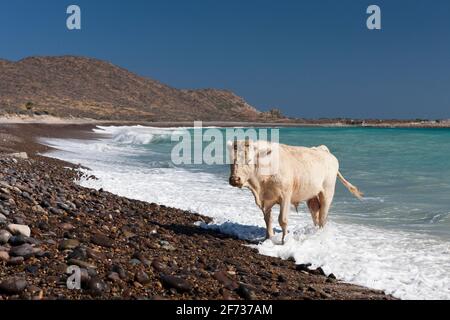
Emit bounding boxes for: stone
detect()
[67,259,97,270]
[0,277,28,295]
[7,224,31,237]
[135,271,151,285]
[58,239,80,251]
[213,271,238,290]
[8,152,28,159]
[8,235,28,246]
[160,274,193,293]
[0,251,9,261]
[7,256,24,265]
[237,284,257,300]
[295,263,312,272]
[151,259,166,272]
[9,243,35,259]
[91,233,113,248]
[0,229,12,244]
[87,278,107,297]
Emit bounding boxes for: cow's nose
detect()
[229,176,241,187]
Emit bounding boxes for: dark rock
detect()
[295,263,312,272]
[7,256,24,265]
[68,246,87,260]
[25,265,39,274]
[213,271,238,290]
[8,235,28,246]
[0,277,28,295]
[111,264,127,280]
[151,259,165,272]
[87,278,107,297]
[135,271,151,285]
[9,243,35,259]
[91,233,113,248]
[107,272,121,283]
[160,274,193,292]
[237,283,257,300]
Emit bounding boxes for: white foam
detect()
[41,126,450,300]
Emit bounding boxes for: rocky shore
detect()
[0,124,393,300]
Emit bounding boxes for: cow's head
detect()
[227,139,273,188]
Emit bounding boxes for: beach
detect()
[0,121,393,300]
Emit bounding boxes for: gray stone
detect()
[0,277,28,295]
[7,224,31,237]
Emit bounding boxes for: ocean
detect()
[42,125,450,300]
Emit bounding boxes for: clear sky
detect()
[1,0,449,119]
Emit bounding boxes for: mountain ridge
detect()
[0,55,282,121]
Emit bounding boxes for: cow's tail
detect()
[337,171,363,199]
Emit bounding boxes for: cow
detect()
[227,139,363,244]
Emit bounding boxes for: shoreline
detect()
[0,122,393,300]
[1,115,450,128]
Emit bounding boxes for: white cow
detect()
[228,140,362,244]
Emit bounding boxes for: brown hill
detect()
[0,56,281,121]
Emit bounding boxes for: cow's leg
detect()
[307,196,320,226]
[318,188,335,227]
[263,206,274,239]
[279,194,292,244]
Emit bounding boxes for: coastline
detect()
[0,121,393,300]
[1,114,450,128]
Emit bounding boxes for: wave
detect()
[94,125,188,145]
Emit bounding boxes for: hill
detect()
[0,56,281,121]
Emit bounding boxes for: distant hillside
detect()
[0,56,283,121]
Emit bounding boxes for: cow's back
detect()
[278,144,339,201]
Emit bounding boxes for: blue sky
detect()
[1,0,449,119]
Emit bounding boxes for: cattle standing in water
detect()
[228,140,363,244]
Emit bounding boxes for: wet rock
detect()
[0,229,12,244]
[160,274,193,293]
[7,224,31,237]
[0,277,28,295]
[309,267,326,277]
[295,263,312,272]
[0,213,6,222]
[237,283,257,300]
[91,233,113,248]
[58,239,80,251]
